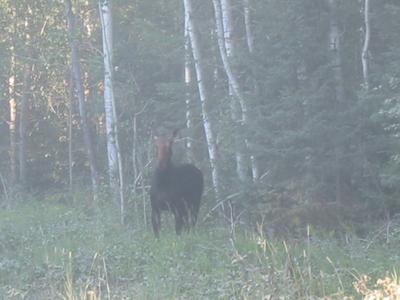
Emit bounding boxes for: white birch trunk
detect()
[184,9,193,156]
[99,0,125,223]
[243,0,259,181]
[220,0,234,57]
[68,71,73,194]
[217,0,250,182]
[99,0,118,188]
[9,74,17,186]
[212,0,247,121]
[183,0,222,202]
[361,0,370,90]
[9,1,17,186]
[243,0,254,54]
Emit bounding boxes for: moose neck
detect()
[157,158,173,170]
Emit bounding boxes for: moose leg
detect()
[185,201,198,229]
[191,202,199,227]
[174,211,184,235]
[151,209,161,238]
[178,201,192,233]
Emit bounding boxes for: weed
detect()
[0,195,399,299]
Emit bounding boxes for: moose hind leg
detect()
[186,198,199,228]
[174,211,184,235]
[151,210,161,238]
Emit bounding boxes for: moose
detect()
[150,130,203,237]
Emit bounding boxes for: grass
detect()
[0,195,399,299]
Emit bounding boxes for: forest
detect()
[1,0,400,299]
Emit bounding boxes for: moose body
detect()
[150,131,203,237]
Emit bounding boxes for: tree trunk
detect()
[132,101,138,197]
[99,0,125,224]
[65,0,99,200]
[212,0,248,122]
[19,63,30,187]
[184,8,194,160]
[328,0,346,203]
[19,7,33,187]
[222,0,247,182]
[243,0,259,181]
[9,79,17,187]
[183,0,222,203]
[361,0,370,90]
[220,0,234,57]
[243,0,254,54]
[68,71,73,195]
[8,1,17,187]
[216,0,248,183]
[99,0,118,189]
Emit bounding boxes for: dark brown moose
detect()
[150,130,203,238]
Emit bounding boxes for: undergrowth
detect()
[0,194,399,299]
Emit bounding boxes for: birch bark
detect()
[184,8,193,158]
[183,0,222,202]
[243,0,259,181]
[68,71,73,194]
[216,0,248,182]
[212,0,247,121]
[243,0,254,54]
[99,0,118,189]
[9,0,17,186]
[361,0,370,90]
[99,0,125,223]
[9,75,17,186]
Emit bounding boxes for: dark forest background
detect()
[1,0,400,232]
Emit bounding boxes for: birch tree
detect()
[68,71,73,195]
[220,0,247,182]
[184,8,193,159]
[8,73,17,186]
[361,0,370,90]
[212,0,246,119]
[243,0,254,54]
[99,0,125,223]
[242,0,259,181]
[8,0,17,186]
[183,0,222,202]
[65,0,99,199]
[212,0,259,183]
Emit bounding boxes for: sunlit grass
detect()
[0,196,399,299]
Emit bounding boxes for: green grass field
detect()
[0,195,399,299]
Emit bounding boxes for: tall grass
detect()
[0,194,399,299]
